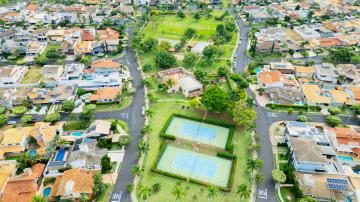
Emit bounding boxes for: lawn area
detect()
[277,153,288,161]
[143,11,231,41]
[63,121,90,131]
[279,163,288,171]
[21,66,42,84]
[88,97,133,112]
[140,11,237,73]
[138,101,251,202]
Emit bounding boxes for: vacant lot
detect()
[21,66,42,84]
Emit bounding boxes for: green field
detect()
[140,11,237,73]
[21,66,42,84]
[137,101,251,202]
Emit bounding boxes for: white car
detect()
[137,66,141,71]
[7,120,16,125]
[234,53,238,58]
[233,62,237,66]
[141,106,145,116]
[238,40,242,45]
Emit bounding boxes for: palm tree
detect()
[207,186,217,201]
[165,79,175,89]
[132,165,143,176]
[57,139,67,148]
[145,109,154,118]
[247,158,263,174]
[172,185,185,201]
[138,184,151,201]
[338,74,346,84]
[141,124,152,135]
[137,141,149,155]
[300,40,310,50]
[237,184,251,201]
[247,123,257,132]
[79,193,90,202]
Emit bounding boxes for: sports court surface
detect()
[157,145,232,187]
[165,117,230,148]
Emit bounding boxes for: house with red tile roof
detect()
[89,87,121,103]
[328,127,360,160]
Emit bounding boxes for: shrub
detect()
[327,106,341,115]
[0,106,6,114]
[216,151,236,159]
[62,100,75,113]
[98,138,112,149]
[272,169,286,183]
[297,115,308,122]
[43,177,56,186]
[11,106,27,115]
[326,115,342,127]
[0,114,8,126]
[21,115,33,124]
[101,155,112,173]
[288,107,294,113]
[44,112,61,122]
[152,183,161,194]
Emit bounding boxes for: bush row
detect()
[266,103,321,112]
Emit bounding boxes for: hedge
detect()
[152,141,168,169]
[151,168,231,192]
[216,151,236,159]
[228,156,237,191]
[160,134,176,140]
[265,103,321,112]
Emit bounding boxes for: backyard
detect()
[140,11,237,73]
[20,66,42,84]
[137,101,251,202]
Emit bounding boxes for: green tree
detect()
[237,184,250,201]
[327,106,341,115]
[79,109,94,122]
[11,106,28,115]
[194,12,201,21]
[138,184,152,201]
[46,48,60,59]
[217,66,229,76]
[203,45,219,60]
[155,50,177,69]
[298,196,317,202]
[232,100,256,127]
[200,85,229,113]
[247,158,264,174]
[44,112,61,123]
[93,173,105,199]
[172,185,185,201]
[137,141,149,156]
[328,47,355,63]
[101,155,112,173]
[326,115,342,127]
[255,173,264,184]
[177,10,185,18]
[184,28,196,39]
[31,196,49,202]
[140,38,158,53]
[272,169,286,183]
[132,165,143,176]
[0,114,8,126]
[21,115,33,124]
[297,115,308,122]
[62,100,75,113]
[183,53,198,68]
[194,69,209,85]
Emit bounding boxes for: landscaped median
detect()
[136,101,251,202]
[265,103,321,113]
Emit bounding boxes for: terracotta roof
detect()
[91,59,120,69]
[301,84,330,104]
[26,3,38,11]
[347,86,360,100]
[89,87,121,101]
[81,30,95,41]
[54,168,95,197]
[329,127,360,146]
[97,28,120,41]
[295,66,315,73]
[31,163,45,178]
[326,90,352,105]
[258,70,282,85]
[317,38,344,47]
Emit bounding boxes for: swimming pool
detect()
[338,155,353,161]
[28,150,36,156]
[165,117,230,148]
[255,68,261,74]
[55,149,65,161]
[71,131,84,137]
[157,146,232,187]
[43,187,51,197]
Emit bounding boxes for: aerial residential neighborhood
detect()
[0,0,359,201]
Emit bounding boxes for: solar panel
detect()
[48,161,66,167]
[74,138,82,145]
[327,178,349,191]
[83,138,95,143]
[73,145,80,151]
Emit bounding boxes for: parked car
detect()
[137,66,141,71]
[7,120,16,125]
[141,106,145,116]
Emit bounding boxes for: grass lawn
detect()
[277,153,288,161]
[63,121,90,131]
[4,156,19,161]
[88,97,133,112]
[138,101,251,202]
[279,163,288,171]
[21,66,42,84]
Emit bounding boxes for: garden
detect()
[136,101,252,202]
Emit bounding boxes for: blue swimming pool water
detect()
[55,149,65,161]
[28,150,36,156]
[338,155,353,161]
[173,152,217,179]
[255,68,261,74]
[43,187,51,197]
[71,131,84,137]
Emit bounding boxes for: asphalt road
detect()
[109,28,145,202]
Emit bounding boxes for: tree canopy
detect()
[200,85,229,113]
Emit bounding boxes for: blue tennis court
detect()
[166,117,230,148]
[157,146,232,187]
